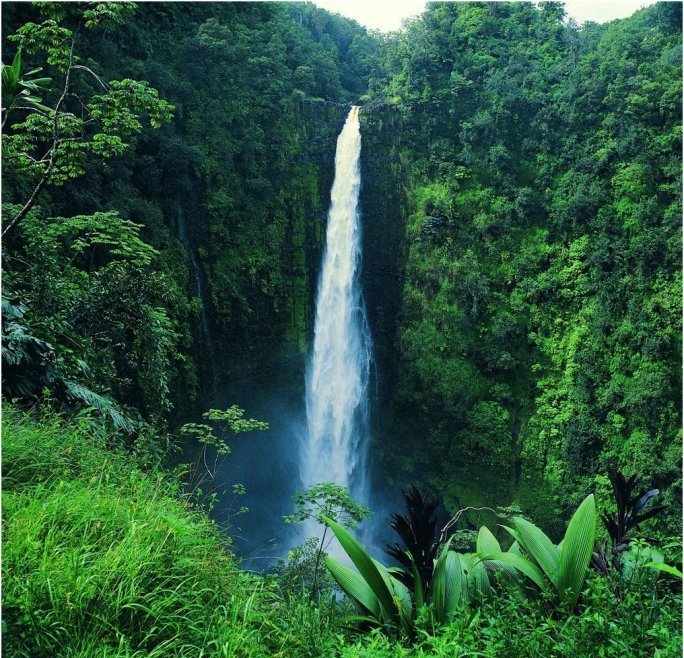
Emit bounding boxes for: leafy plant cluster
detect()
[1,2,192,437]
[4,407,680,658]
[322,482,679,648]
[2,1,384,424]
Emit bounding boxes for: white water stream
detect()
[301,106,372,513]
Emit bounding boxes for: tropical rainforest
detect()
[1,2,682,657]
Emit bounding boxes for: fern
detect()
[63,380,134,433]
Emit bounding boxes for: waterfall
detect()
[301,106,372,507]
[177,206,216,384]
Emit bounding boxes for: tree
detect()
[180,406,268,501]
[2,2,173,235]
[1,3,181,431]
[284,482,370,598]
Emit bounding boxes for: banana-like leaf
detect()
[478,556,526,595]
[476,526,501,554]
[645,562,683,579]
[390,574,413,627]
[443,551,464,616]
[324,555,381,618]
[479,551,547,590]
[463,552,491,598]
[500,526,546,592]
[373,557,395,594]
[431,539,464,621]
[501,525,523,547]
[323,517,398,623]
[22,76,52,89]
[374,557,414,630]
[557,494,596,610]
[511,517,560,583]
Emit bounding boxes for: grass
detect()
[2,406,331,657]
[337,577,683,657]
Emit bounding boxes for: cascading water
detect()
[301,106,372,517]
[177,206,215,384]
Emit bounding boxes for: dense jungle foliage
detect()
[2,0,380,425]
[1,2,682,657]
[375,1,683,540]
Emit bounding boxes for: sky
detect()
[311,0,658,33]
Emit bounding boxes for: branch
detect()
[72,64,109,89]
[3,106,51,128]
[438,506,501,546]
[3,24,81,237]
[11,152,50,165]
[68,92,95,117]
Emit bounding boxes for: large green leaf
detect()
[431,539,464,621]
[390,574,413,626]
[323,517,398,623]
[373,557,394,594]
[501,525,523,547]
[478,556,526,595]
[479,551,547,590]
[442,551,464,618]
[557,494,596,609]
[645,562,684,579]
[476,526,501,554]
[510,517,560,583]
[463,552,491,599]
[324,555,381,618]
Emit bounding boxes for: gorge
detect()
[2,3,682,655]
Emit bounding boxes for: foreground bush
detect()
[338,577,682,658]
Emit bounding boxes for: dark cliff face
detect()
[358,107,409,463]
[207,102,412,397]
[202,101,349,389]
[359,108,407,404]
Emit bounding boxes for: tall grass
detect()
[2,407,329,657]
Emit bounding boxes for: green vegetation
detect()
[4,408,680,657]
[372,1,682,538]
[2,1,382,417]
[284,483,372,598]
[324,493,597,633]
[2,1,681,656]
[2,406,334,657]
